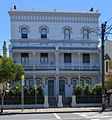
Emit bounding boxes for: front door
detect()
[48,80,54,97]
[59,80,65,96]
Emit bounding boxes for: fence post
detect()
[44,96,49,108]
[71,95,77,107]
[58,95,63,107]
[21,77,24,112]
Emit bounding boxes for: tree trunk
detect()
[1,96,4,113]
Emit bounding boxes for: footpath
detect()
[0,107,112,115]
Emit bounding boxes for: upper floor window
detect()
[83,29,89,40]
[41,28,47,39]
[40,53,48,63]
[19,25,30,39]
[106,61,109,73]
[21,53,29,63]
[83,53,90,64]
[21,28,28,38]
[64,28,70,40]
[64,53,71,63]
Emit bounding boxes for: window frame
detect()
[64,28,71,40]
[83,53,90,64]
[40,53,48,64]
[83,29,89,40]
[41,28,47,39]
[64,53,71,63]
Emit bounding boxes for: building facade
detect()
[9,8,101,98]
[104,40,112,73]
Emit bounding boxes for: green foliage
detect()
[37,85,44,97]
[105,72,112,92]
[92,84,102,95]
[73,84,83,95]
[15,64,24,82]
[84,84,90,95]
[24,87,30,96]
[73,84,102,96]
[13,85,21,96]
[0,56,24,112]
[29,86,35,96]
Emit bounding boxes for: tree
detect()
[73,84,83,95]
[0,56,24,112]
[105,72,112,93]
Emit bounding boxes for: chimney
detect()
[90,7,93,12]
[14,5,16,10]
[3,41,7,56]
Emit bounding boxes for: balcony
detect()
[59,63,99,71]
[16,62,99,71]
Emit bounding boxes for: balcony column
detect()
[33,52,36,70]
[78,52,81,70]
[33,74,37,109]
[78,53,81,85]
[78,73,80,85]
[55,43,59,100]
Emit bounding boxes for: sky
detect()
[0,0,112,55]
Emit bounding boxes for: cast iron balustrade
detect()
[15,61,99,71]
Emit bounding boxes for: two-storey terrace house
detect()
[8,7,101,99]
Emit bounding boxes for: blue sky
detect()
[0,0,112,55]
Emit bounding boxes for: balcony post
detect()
[33,52,35,70]
[55,43,59,100]
[78,73,80,85]
[78,53,81,70]
[33,75,37,110]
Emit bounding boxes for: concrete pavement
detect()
[0,107,111,115]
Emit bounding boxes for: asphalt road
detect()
[0,112,112,120]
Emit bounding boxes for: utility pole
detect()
[101,21,107,111]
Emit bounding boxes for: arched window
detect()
[83,29,89,40]
[21,28,28,38]
[73,80,77,90]
[41,28,47,39]
[64,28,70,40]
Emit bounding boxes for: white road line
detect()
[91,119,99,120]
[53,113,61,119]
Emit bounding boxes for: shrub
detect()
[84,84,90,95]
[73,84,83,95]
[92,84,102,95]
[29,86,35,96]
[13,85,21,96]
[37,85,44,97]
[24,87,30,96]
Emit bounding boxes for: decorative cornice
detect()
[8,10,100,23]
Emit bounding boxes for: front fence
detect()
[76,95,102,104]
[0,95,44,105]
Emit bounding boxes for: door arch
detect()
[48,80,54,97]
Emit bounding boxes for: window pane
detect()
[29,80,34,88]
[64,53,71,63]
[106,61,108,73]
[73,80,77,90]
[21,28,28,38]
[41,28,47,38]
[83,29,89,39]
[64,29,70,39]
[40,53,48,63]
[21,53,29,63]
[83,53,90,63]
